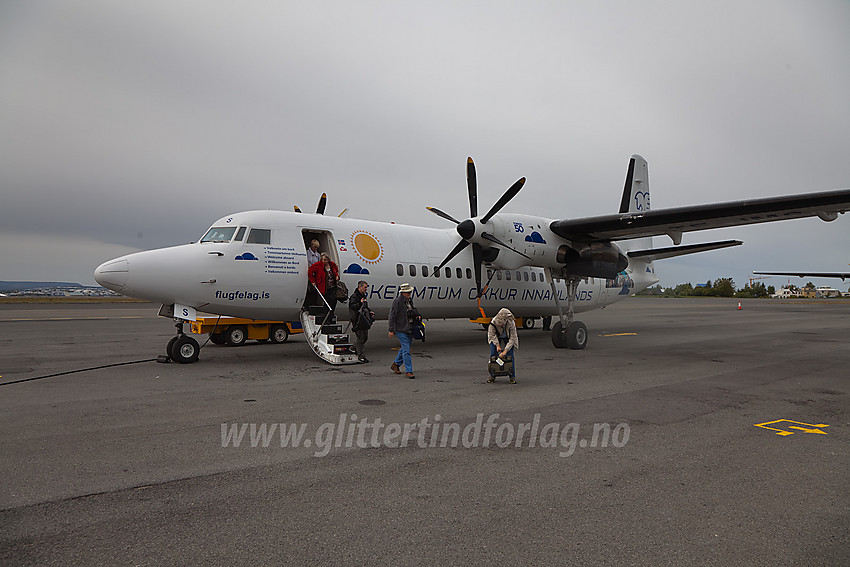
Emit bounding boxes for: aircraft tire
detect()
[551,321,569,349]
[225,325,248,346]
[522,317,535,329]
[566,321,588,350]
[269,324,289,344]
[170,335,200,364]
[166,336,178,358]
[209,332,226,345]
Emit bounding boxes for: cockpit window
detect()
[234,226,247,241]
[246,228,271,244]
[201,227,237,242]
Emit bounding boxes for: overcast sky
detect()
[1,0,848,289]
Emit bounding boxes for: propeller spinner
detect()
[427,158,530,298]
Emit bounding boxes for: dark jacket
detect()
[387,293,413,334]
[349,287,368,323]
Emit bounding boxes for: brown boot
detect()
[405,372,415,379]
[391,362,401,374]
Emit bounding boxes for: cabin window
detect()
[234,226,247,241]
[422,266,429,277]
[445,267,451,278]
[396,264,404,276]
[433,267,440,277]
[487,269,493,279]
[409,265,417,277]
[505,271,511,281]
[201,227,236,243]
[496,271,502,280]
[466,268,472,279]
[516,271,521,281]
[523,272,529,281]
[246,229,271,244]
[456,267,462,279]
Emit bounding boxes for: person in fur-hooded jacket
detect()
[487,307,518,383]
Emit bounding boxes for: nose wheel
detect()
[161,320,201,364]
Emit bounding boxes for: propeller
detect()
[427,157,528,297]
[294,193,341,215]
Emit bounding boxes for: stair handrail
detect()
[310,283,336,340]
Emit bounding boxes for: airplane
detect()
[94,155,850,364]
[754,267,850,281]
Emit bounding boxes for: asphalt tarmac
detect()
[1,298,848,566]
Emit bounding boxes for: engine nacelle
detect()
[556,241,628,279]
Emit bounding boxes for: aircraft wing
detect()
[754,271,850,281]
[550,189,850,243]
[628,240,742,262]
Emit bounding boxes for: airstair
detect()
[299,296,360,365]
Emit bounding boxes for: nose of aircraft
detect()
[94,257,129,292]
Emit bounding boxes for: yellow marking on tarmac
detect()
[598,333,638,337]
[754,419,829,436]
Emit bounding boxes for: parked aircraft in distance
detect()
[755,266,850,281]
[95,155,850,364]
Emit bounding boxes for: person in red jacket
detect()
[308,252,340,314]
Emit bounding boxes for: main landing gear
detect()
[162,320,200,364]
[549,273,589,350]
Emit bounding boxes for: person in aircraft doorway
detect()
[306,239,321,266]
[488,308,519,384]
[308,252,340,315]
[304,240,323,309]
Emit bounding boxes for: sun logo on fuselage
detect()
[350,230,383,264]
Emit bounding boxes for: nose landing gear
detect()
[161,320,200,364]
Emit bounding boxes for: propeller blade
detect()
[426,207,461,224]
[434,239,469,272]
[467,157,478,218]
[481,232,532,260]
[294,205,302,213]
[472,243,483,297]
[316,193,327,215]
[480,177,526,224]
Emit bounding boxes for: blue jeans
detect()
[490,342,515,378]
[393,332,413,372]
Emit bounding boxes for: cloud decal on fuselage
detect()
[524,231,546,244]
[344,263,370,275]
[235,252,258,260]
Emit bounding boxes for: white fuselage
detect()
[94,210,659,320]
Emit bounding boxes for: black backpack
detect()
[355,302,374,331]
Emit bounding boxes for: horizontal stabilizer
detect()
[628,240,742,262]
[754,271,849,281]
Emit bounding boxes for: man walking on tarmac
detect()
[348,280,373,363]
[388,282,417,379]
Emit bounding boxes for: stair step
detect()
[308,305,326,316]
[321,324,343,334]
[325,334,350,345]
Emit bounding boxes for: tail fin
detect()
[619,154,650,214]
[619,154,653,252]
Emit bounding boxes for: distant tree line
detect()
[637,278,776,298]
